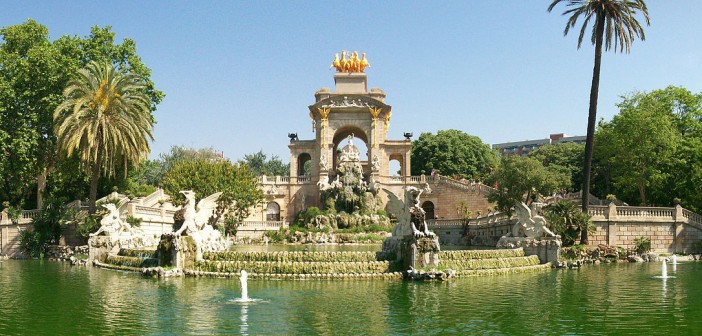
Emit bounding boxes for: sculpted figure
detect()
[319,153,328,171]
[174,190,222,236]
[317,175,331,191]
[511,202,556,238]
[329,53,342,71]
[90,203,125,240]
[371,154,380,172]
[359,53,370,72]
[384,183,434,239]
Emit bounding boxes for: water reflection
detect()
[2,261,702,334]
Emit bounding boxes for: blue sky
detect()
[3,1,701,162]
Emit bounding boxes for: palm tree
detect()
[548,0,649,244]
[54,61,153,213]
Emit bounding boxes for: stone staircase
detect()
[99,248,160,270]
[439,249,550,276]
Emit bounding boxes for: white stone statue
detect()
[371,154,380,172]
[511,202,556,238]
[90,203,124,241]
[317,175,331,191]
[319,153,328,171]
[174,190,222,236]
[383,183,434,239]
[174,190,229,254]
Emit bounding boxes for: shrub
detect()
[18,200,69,258]
[126,215,142,227]
[543,200,592,246]
[634,237,651,254]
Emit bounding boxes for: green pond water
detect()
[1,260,701,335]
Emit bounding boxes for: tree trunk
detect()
[89,159,100,214]
[36,166,52,209]
[581,13,606,245]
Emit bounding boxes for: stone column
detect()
[606,203,617,246]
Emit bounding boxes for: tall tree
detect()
[528,142,585,191]
[54,61,153,212]
[548,0,649,244]
[411,129,498,179]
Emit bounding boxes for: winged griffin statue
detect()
[174,191,222,236]
[383,183,434,238]
[173,190,228,253]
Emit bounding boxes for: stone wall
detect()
[428,204,702,254]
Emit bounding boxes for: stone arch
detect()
[422,201,435,220]
[266,202,281,221]
[388,153,404,176]
[332,126,369,173]
[297,153,312,176]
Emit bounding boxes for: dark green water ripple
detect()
[1,260,701,335]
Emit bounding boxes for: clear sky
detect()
[3,1,701,162]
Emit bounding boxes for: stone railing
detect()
[683,209,702,227]
[427,219,466,228]
[587,204,692,223]
[239,221,288,230]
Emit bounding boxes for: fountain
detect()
[655,261,675,279]
[231,270,260,303]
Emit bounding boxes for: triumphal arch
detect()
[248,52,492,227]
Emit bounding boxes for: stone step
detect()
[439,248,525,260]
[440,255,540,271]
[203,251,379,263]
[193,260,394,274]
[453,262,553,277]
[118,248,158,259]
[105,254,159,268]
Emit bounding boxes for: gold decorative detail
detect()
[317,107,331,147]
[369,107,383,148]
[330,51,370,73]
[317,107,331,120]
[384,111,392,136]
[369,107,382,119]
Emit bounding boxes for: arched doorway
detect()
[266,202,281,221]
[422,201,435,220]
[297,153,311,176]
[332,127,369,175]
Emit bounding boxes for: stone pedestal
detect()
[157,234,197,270]
[88,236,119,263]
[496,236,562,264]
[402,236,441,270]
[334,72,367,93]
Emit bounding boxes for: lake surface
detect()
[1,260,701,335]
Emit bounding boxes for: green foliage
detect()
[593,86,702,211]
[634,236,651,254]
[487,156,570,213]
[410,129,498,179]
[542,200,593,246]
[77,215,100,239]
[0,20,163,207]
[5,205,23,225]
[126,215,142,227]
[161,158,264,235]
[203,250,379,263]
[18,199,68,257]
[528,142,584,191]
[239,150,289,176]
[193,259,391,275]
[294,207,322,228]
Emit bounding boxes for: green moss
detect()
[193,260,392,274]
[439,249,525,260]
[440,256,540,270]
[105,254,159,268]
[203,251,379,263]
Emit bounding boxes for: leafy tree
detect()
[240,150,289,176]
[0,20,163,208]
[529,142,584,191]
[54,61,154,213]
[411,129,498,179]
[161,158,264,235]
[548,0,649,244]
[594,86,702,211]
[160,145,225,173]
[487,156,570,214]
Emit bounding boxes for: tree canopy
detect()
[0,19,163,208]
[161,158,264,235]
[528,142,584,192]
[410,129,498,179]
[593,86,702,211]
[239,150,289,176]
[487,156,570,214]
